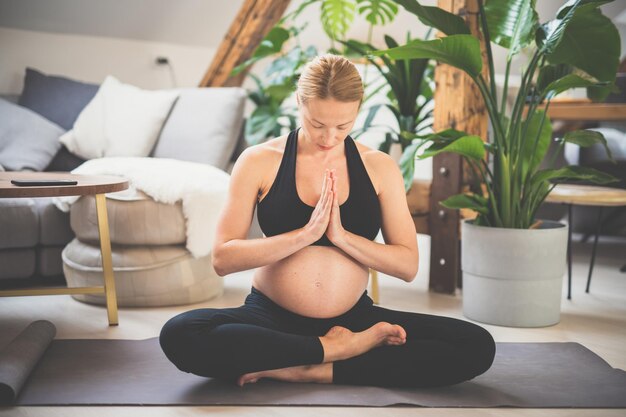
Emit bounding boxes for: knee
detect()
[159,312,196,372]
[466,324,496,377]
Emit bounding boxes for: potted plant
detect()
[372,0,621,327]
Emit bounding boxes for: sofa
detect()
[0,68,259,306]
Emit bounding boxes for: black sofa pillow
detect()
[18,68,99,131]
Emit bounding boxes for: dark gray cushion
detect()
[37,246,65,277]
[34,198,73,246]
[44,145,87,172]
[18,68,99,131]
[0,199,39,250]
[0,248,36,280]
[0,99,64,171]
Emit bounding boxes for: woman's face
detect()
[298,96,360,152]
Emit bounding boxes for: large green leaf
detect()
[321,0,356,40]
[356,0,398,25]
[545,6,620,91]
[440,193,489,215]
[564,130,615,163]
[545,74,611,100]
[484,0,538,58]
[521,110,552,180]
[231,27,290,75]
[530,165,619,187]
[418,134,485,161]
[373,35,482,78]
[392,0,470,35]
[399,140,422,191]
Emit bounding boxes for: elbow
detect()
[404,267,418,283]
[211,248,228,277]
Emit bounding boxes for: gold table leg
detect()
[95,193,119,326]
[369,268,380,305]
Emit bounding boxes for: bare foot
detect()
[237,363,332,387]
[319,322,406,363]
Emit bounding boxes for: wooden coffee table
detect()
[0,172,129,326]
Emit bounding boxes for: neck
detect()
[297,128,346,162]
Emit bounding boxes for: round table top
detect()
[545,183,626,207]
[0,172,129,198]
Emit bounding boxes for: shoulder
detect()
[233,134,287,173]
[354,140,400,193]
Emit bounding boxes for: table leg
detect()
[95,193,119,326]
[567,204,573,300]
[586,206,603,294]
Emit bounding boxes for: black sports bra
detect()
[257,128,381,246]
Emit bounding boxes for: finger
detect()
[319,169,328,201]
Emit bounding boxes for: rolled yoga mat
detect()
[0,320,56,404]
[0,325,625,407]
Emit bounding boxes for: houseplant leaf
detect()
[373,35,482,78]
[418,134,485,161]
[484,0,538,58]
[544,5,620,100]
[563,130,615,164]
[530,165,619,187]
[520,110,552,180]
[321,0,356,40]
[440,193,489,215]
[392,0,470,35]
[356,0,399,25]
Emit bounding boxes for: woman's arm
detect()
[212,147,335,276]
[213,228,311,277]
[328,153,419,282]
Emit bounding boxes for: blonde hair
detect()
[296,54,364,105]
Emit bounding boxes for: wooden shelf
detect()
[528,99,626,121]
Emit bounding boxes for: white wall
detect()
[0,27,215,93]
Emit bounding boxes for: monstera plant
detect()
[372,0,621,328]
[373,0,620,230]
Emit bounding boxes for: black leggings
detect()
[159,286,496,388]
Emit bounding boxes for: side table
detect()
[0,172,128,325]
[545,183,626,300]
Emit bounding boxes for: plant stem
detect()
[477,0,497,105]
[500,58,511,117]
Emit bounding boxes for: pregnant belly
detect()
[252,246,370,318]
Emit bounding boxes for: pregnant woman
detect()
[160,54,495,388]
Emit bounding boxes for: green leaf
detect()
[321,0,356,40]
[245,106,283,145]
[356,0,398,25]
[545,5,620,93]
[231,27,290,76]
[521,110,552,180]
[418,134,485,161]
[372,35,482,78]
[392,0,470,35]
[530,165,620,187]
[484,0,538,58]
[440,193,489,215]
[399,140,422,191]
[564,130,615,163]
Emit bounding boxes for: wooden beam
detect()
[429,0,489,294]
[199,0,291,87]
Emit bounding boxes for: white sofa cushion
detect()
[59,76,179,159]
[152,87,246,170]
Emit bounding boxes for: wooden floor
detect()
[0,233,625,416]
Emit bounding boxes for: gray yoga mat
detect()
[1,320,625,407]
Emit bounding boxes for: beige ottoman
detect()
[63,190,223,307]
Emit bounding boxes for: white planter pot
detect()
[461,218,568,327]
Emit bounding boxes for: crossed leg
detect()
[237,322,407,386]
